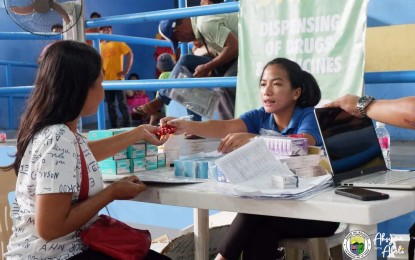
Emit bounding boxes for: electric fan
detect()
[4,0,85,40]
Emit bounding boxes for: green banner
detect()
[236,0,368,116]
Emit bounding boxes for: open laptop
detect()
[314,107,415,190]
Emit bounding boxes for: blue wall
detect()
[367,0,415,26]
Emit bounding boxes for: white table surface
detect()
[132,178,415,226]
[123,170,415,260]
[118,137,415,259]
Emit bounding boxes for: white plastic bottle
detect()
[159,134,183,167]
[375,122,391,170]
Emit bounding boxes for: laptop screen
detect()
[314,107,387,184]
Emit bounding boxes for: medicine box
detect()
[146,144,158,156]
[173,158,213,179]
[99,159,130,175]
[128,142,146,159]
[131,158,146,172]
[291,165,328,178]
[88,129,128,160]
[264,136,308,156]
[278,154,320,169]
[145,155,158,170]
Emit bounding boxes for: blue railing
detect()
[0,60,38,87]
[0,60,38,129]
[1,1,414,130]
[364,71,415,84]
[1,1,239,130]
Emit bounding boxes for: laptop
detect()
[314,107,415,190]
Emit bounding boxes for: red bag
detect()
[80,214,151,260]
[77,144,151,260]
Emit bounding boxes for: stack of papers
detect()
[215,137,334,199]
[232,174,333,199]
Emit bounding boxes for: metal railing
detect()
[1,1,414,130]
[0,1,239,130]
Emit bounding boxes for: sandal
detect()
[133,98,164,116]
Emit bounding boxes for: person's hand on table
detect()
[218,133,257,154]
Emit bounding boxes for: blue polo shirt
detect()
[239,106,322,146]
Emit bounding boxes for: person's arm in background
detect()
[326,94,415,129]
[123,51,133,76]
[193,32,238,77]
[117,49,134,79]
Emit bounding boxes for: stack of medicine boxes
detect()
[263,136,325,177]
[89,128,166,175]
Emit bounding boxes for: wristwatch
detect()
[357,95,375,117]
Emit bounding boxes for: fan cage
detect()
[4,0,83,36]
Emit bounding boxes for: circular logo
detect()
[342,230,372,259]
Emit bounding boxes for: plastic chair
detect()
[0,168,16,259]
[281,223,349,260]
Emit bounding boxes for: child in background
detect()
[126,73,151,125]
[157,53,175,80]
[134,53,176,125]
[154,33,176,79]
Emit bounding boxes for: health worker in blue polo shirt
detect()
[160,57,339,260]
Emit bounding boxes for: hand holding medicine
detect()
[160,115,194,135]
[132,124,169,144]
[152,124,177,139]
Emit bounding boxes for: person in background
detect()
[157,53,176,80]
[133,53,174,125]
[126,73,151,125]
[85,12,101,46]
[161,58,339,260]
[100,25,133,128]
[37,23,63,64]
[152,53,176,125]
[154,33,176,79]
[3,40,170,260]
[134,0,237,125]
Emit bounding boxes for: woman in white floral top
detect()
[3,40,170,260]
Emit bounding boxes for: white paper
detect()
[215,138,293,183]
